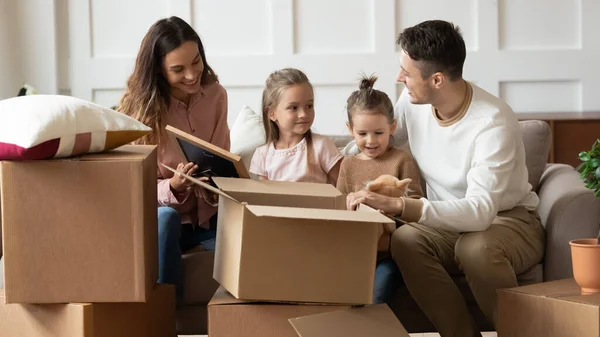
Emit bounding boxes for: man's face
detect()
[396,51,435,104]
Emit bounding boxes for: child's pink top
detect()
[249,133,343,183]
[156,82,229,227]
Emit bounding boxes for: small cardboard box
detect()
[0,145,158,303]
[497,278,600,337]
[0,284,176,337]
[212,177,393,305]
[208,286,409,337]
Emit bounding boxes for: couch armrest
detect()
[537,164,600,281]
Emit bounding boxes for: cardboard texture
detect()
[207,177,393,305]
[289,303,410,337]
[208,286,352,337]
[497,278,600,337]
[0,284,176,337]
[0,145,158,303]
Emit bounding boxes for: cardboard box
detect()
[0,284,176,337]
[0,145,158,303]
[289,302,410,337]
[208,286,408,337]
[207,176,393,305]
[497,278,600,337]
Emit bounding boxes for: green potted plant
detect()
[577,139,600,198]
[570,139,600,293]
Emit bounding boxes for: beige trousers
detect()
[390,206,545,337]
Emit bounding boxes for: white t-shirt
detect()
[250,133,343,184]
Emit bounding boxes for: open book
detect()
[165,125,250,185]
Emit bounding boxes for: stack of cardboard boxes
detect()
[179,173,412,336]
[0,145,176,337]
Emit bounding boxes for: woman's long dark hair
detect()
[118,16,218,145]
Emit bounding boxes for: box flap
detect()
[208,286,262,306]
[505,278,581,297]
[555,293,600,306]
[502,278,600,306]
[79,145,155,161]
[246,205,395,224]
[160,163,239,203]
[289,304,409,337]
[213,177,342,198]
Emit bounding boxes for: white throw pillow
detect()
[230,105,266,170]
[0,95,151,160]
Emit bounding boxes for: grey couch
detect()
[1,120,599,334]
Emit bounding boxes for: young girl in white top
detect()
[250,68,342,184]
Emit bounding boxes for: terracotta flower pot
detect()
[569,238,600,294]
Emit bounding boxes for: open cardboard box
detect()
[497,278,600,337]
[208,286,409,337]
[162,164,394,305]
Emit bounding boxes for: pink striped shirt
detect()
[156,82,230,227]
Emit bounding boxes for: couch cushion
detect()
[230,105,266,171]
[519,120,552,191]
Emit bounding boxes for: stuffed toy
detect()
[364,174,412,252]
[365,174,412,198]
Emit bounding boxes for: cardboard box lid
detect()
[502,278,600,307]
[246,205,394,224]
[288,304,409,337]
[213,177,342,198]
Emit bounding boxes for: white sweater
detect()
[391,83,539,232]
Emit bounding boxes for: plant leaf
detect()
[576,162,586,171]
[595,189,600,198]
[579,152,591,161]
[596,166,600,179]
[591,158,600,168]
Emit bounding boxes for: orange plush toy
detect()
[364,174,412,252]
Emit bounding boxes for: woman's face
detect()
[162,40,204,100]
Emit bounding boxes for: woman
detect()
[118,16,228,300]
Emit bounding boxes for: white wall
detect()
[2,0,599,136]
[0,0,58,99]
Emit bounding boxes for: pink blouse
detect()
[156,82,230,227]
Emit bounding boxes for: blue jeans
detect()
[157,207,216,301]
[373,257,402,304]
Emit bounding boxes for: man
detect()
[347,20,545,337]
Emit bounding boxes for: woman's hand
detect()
[346,190,404,215]
[198,177,219,207]
[169,162,198,193]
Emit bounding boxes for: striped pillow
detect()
[0,95,151,160]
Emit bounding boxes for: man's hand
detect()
[346,190,404,215]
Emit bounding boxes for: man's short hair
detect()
[396,20,466,81]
